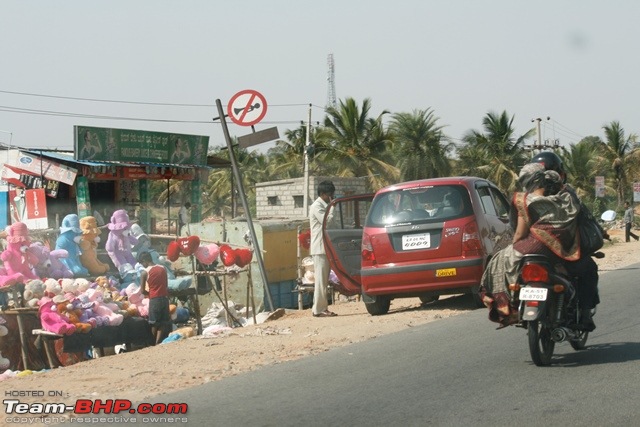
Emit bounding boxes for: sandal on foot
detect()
[313,310,338,317]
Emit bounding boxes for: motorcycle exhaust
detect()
[551,327,575,342]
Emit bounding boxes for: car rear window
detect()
[366,184,472,227]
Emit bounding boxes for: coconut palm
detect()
[389,109,453,181]
[316,97,399,191]
[597,121,640,207]
[458,111,534,193]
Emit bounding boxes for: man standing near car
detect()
[309,180,337,317]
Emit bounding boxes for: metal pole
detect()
[302,103,312,217]
[215,99,275,311]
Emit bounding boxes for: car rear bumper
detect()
[360,257,484,295]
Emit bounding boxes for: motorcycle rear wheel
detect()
[570,330,589,350]
[528,320,555,366]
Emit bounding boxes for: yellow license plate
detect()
[435,268,457,277]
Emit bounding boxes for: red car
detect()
[323,177,513,315]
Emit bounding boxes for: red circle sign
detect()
[227,89,268,126]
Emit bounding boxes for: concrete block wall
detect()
[255,176,368,219]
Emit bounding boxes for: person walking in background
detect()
[178,202,191,236]
[624,201,639,242]
[309,180,337,317]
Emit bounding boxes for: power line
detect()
[0,89,311,109]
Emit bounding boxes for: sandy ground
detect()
[0,227,637,424]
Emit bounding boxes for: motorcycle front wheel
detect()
[528,320,555,366]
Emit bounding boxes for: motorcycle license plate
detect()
[519,287,548,301]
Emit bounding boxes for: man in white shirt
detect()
[309,181,337,317]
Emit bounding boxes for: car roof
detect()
[375,176,488,194]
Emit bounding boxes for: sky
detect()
[1,0,640,156]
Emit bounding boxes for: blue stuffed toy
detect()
[55,214,89,277]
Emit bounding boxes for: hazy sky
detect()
[1,1,639,155]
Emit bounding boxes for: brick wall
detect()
[255,176,368,219]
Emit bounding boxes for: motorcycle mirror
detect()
[601,210,616,222]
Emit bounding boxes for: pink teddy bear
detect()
[1,222,38,284]
[38,299,76,335]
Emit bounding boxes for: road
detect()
[101,263,640,426]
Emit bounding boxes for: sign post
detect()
[216,96,274,311]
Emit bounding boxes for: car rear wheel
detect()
[419,295,439,305]
[365,296,391,316]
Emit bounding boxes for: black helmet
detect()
[531,151,566,182]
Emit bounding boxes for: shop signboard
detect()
[9,188,48,229]
[4,151,78,186]
[74,126,209,166]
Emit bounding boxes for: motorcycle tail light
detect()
[361,232,376,265]
[553,284,565,293]
[525,301,540,307]
[462,220,482,257]
[521,263,548,283]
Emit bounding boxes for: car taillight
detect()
[361,232,376,265]
[521,264,549,283]
[461,220,482,257]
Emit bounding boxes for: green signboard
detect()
[74,126,209,166]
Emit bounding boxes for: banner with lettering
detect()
[74,126,209,166]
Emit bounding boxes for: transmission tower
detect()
[326,53,337,109]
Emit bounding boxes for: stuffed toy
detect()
[38,299,76,335]
[54,295,92,333]
[23,279,46,308]
[79,216,110,276]
[235,248,253,268]
[55,215,89,277]
[1,222,38,282]
[43,278,62,299]
[105,210,138,275]
[29,242,74,280]
[130,224,151,257]
[178,236,200,256]
[86,288,124,326]
[60,278,80,301]
[195,243,219,265]
[166,241,181,262]
[219,244,236,267]
[0,268,23,289]
[0,352,10,371]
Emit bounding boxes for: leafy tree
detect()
[389,109,453,181]
[596,121,640,207]
[316,97,398,191]
[457,111,534,193]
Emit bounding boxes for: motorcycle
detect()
[511,254,598,366]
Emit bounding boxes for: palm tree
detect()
[315,97,399,191]
[562,139,602,200]
[266,124,324,179]
[389,109,453,181]
[597,121,640,207]
[458,111,534,193]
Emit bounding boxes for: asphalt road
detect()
[94,263,640,427]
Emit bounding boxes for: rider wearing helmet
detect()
[531,151,599,331]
